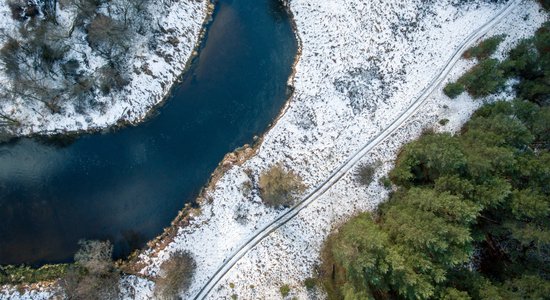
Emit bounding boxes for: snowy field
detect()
[2,0,547,299]
[0,0,209,136]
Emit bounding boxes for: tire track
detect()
[193,1,520,298]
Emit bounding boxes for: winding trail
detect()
[193,1,520,298]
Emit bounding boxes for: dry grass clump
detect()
[259,163,306,208]
[355,161,381,186]
[154,250,196,300]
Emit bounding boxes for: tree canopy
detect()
[322,22,550,300]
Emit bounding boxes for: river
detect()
[0,0,297,265]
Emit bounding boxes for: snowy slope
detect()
[2,0,547,299]
[138,0,543,299]
[0,0,209,136]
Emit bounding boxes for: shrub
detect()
[379,176,392,189]
[304,278,316,290]
[0,37,23,78]
[0,264,70,285]
[154,251,196,300]
[439,118,450,126]
[98,64,130,94]
[458,59,506,98]
[59,240,120,300]
[87,14,130,60]
[355,162,380,186]
[539,0,550,11]
[443,82,465,99]
[462,35,506,60]
[280,284,291,298]
[259,163,306,208]
[7,0,39,21]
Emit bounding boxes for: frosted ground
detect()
[124,0,546,299]
[0,0,209,136]
[2,0,548,299]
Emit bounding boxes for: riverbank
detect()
[1,0,546,299]
[117,0,545,299]
[206,1,546,298]
[0,0,212,137]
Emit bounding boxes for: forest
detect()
[322,21,550,300]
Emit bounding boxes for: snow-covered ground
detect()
[199,2,545,298]
[2,0,547,299]
[113,0,545,299]
[0,0,209,136]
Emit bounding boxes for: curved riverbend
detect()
[0,0,297,266]
[193,0,522,298]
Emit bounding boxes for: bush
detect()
[458,59,506,98]
[280,284,291,297]
[7,0,39,21]
[439,118,450,126]
[0,264,70,285]
[539,0,550,11]
[259,163,306,208]
[0,37,23,78]
[303,278,316,290]
[443,82,465,99]
[59,240,120,300]
[379,176,392,189]
[462,35,506,60]
[355,163,377,186]
[154,251,196,300]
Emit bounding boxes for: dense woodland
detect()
[322,22,550,300]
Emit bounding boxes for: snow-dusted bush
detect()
[259,163,306,208]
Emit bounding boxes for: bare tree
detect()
[59,240,121,300]
[87,14,130,61]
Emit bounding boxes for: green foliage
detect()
[502,22,550,106]
[446,23,550,102]
[458,59,506,98]
[439,118,450,126]
[390,133,466,186]
[324,97,550,299]
[379,176,392,189]
[259,163,306,208]
[304,277,317,290]
[444,82,465,99]
[327,187,480,300]
[280,284,291,297]
[0,264,70,285]
[322,26,550,298]
[462,35,506,60]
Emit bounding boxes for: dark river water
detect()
[0,0,297,265]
